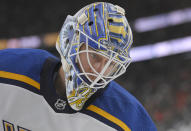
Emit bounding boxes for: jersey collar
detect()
[40,56,107,113]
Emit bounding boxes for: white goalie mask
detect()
[56,2,133,111]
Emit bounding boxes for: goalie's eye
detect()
[88,51,116,69]
[89,52,97,59]
[89,52,102,61]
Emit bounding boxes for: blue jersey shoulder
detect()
[0,48,58,83]
[92,81,157,131]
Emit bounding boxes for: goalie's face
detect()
[75,43,122,88]
[78,44,116,82]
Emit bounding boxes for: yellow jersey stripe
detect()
[87,105,131,131]
[0,71,40,90]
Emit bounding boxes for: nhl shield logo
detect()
[54,99,66,110]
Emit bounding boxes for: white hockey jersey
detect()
[0,49,156,131]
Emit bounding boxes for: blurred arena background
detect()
[0,0,191,130]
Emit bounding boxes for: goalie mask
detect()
[56,2,133,111]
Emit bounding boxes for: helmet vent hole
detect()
[88,21,93,26]
[75,30,79,35]
[93,8,98,12]
[69,25,73,30]
[66,38,69,43]
[108,19,113,23]
[68,76,72,81]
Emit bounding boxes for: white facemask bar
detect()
[76,43,97,84]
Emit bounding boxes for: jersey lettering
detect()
[3,120,15,131]
[17,126,30,131]
[2,120,30,131]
